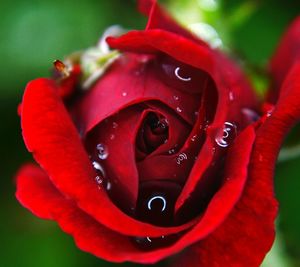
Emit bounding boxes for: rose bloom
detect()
[16,0,300,266]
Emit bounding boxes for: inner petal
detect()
[84,106,144,214]
[136,111,169,156]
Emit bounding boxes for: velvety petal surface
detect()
[20,78,197,237]
[15,164,194,263]
[172,62,300,267]
[74,53,201,136]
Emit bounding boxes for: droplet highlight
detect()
[215,122,237,148]
[96,143,109,160]
[175,67,192,82]
[147,195,167,212]
[176,107,182,113]
[176,153,188,165]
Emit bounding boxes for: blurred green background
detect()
[0,0,299,266]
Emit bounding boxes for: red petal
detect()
[107,29,258,128]
[74,53,201,135]
[171,62,300,267]
[15,164,188,263]
[16,164,59,219]
[108,28,259,212]
[86,106,143,210]
[21,78,195,237]
[142,0,206,45]
[269,16,300,102]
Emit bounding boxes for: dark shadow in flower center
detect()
[136,112,169,157]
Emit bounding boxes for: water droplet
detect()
[92,161,108,189]
[134,236,152,245]
[191,134,197,142]
[133,234,180,250]
[112,122,118,129]
[96,143,109,160]
[215,122,237,148]
[229,91,234,101]
[242,108,260,122]
[176,107,182,113]
[106,181,112,191]
[176,153,188,165]
[110,134,115,140]
[95,175,103,185]
[168,148,176,155]
[194,111,199,117]
[122,92,127,97]
[158,118,168,129]
[92,161,105,176]
[173,95,179,101]
[175,67,192,82]
[147,195,167,212]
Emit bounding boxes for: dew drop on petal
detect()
[147,195,167,212]
[242,108,260,122]
[92,161,108,189]
[106,181,112,191]
[191,134,197,142]
[266,111,272,117]
[229,91,234,101]
[96,143,109,160]
[95,175,104,186]
[122,92,127,97]
[174,67,192,82]
[215,122,237,148]
[168,148,176,155]
[92,161,105,176]
[176,153,188,165]
[133,234,180,250]
[173,95,179,101]
[112,122,118,129]
[176,107,182,113]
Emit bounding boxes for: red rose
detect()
[15,0,300,266]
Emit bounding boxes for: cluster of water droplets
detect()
[90,142,112,191]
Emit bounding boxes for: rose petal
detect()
[107,29,258,136]
[137,103,191,156]
[108,28,259,214]
[139,0,206,45]
[74,53,201,135]
[15,164,185,263]
[85,106,144,210]
[20,78,198,237]
[170,61,300,267]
